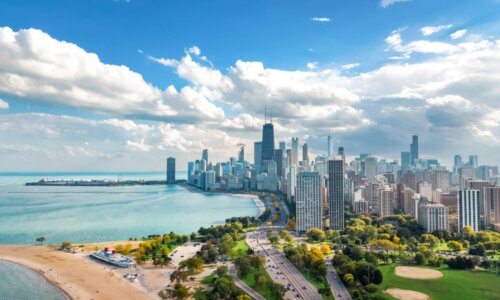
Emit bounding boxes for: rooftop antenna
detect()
[265,106,267,124]
[270,109,273,124]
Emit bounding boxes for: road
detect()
[326,258,352,300]
[247,228,322,300]
[228,263,266,300]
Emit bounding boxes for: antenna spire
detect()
[265,106,267,124]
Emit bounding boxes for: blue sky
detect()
[0,0,499,171]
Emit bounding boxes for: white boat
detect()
[90,248,136,268]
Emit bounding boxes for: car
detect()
[302,286,307,290]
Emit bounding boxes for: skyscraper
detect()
[261,123,275,163]
[238,146,245,163]
[364,156,377,181]
[469,155,478,168]
[418,202,449,233]
[166,157,176,184]
[187,162,194,184]
[287,165,297,202]
[378,185,395,218]
[254,141,262,168]
[274,149,284,177]
[484,186,500,226]
[338,147,345,162]
[302,143,309,162]
[296,172,323,233]
[454,154,463,173]
[327,135,332,157]
[410,135,418,165]
[291,137,299,166]
[279,141,286,152]
[328,158,344,230]
[401,151,410,170]
[202,149,208,162]
[458,189,480,232]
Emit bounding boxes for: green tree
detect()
[447,240,464,252]
[36,236,46,245]
[173,283,190,299]
[307,228,325,241]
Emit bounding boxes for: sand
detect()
[395,266,444,279]
[0,245,154,300]
[385,288,430,300]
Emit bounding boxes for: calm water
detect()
[0,260,67,299]
[0,172,259,244]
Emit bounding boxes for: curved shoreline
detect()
[0,258,71,300]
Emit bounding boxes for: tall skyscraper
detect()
[287,165,297,202]
[328,158,344,230]
[291,137,299,166]
[238,146,245,163]
[302,143,309,162]
[296,172,323,233]
[202,149,208,162]
[338,147,345,162]
[327,135,332,157]
[410,135,419,165]
[261,123,275,163]
[199,159,207,172]
[364,157,377,181]
[458,189,480,232]
[454,154,463,173]
[187,162,194,184]
[166,157,176,184]
[274,149,284,177]
[254,141,262,167]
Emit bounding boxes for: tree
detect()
[343,273,355,286]
[369,239,400,252]
[307,228,325,241]
[320,243,331,255]
[287,219,296,231]
[447,240,463,252]
[422,233,440,249]
[36,237,46,246]
[237,295,252,300]
[173,283,190,299]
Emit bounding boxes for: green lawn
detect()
[375,265,500,300]
[232,239,250,254]
[239,269,281,300]
[201,272,216,285]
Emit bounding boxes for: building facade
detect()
[296,172,323,233]
[458,189,481,232]
[328,158,344,230]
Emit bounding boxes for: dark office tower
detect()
[238,146,245,163]
[338,147,345,161]
[166,157,176,184]
[328,158,344,230]
[302,143,309,161]
[274,149,284,177]
[261,123,275,163]
[202,149,208,162]
[410,135,419,165]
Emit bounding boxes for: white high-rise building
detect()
[419,202,449,232]
[378,185,394,218]
[458,190,481,232]
[287,165,297,202]
[296,172,323,233]
[364,157,377,181]
[418,181,433,201]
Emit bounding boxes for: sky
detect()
[0,0,499,172]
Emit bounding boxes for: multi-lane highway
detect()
[326,257,352,300]
[247,228,322,300]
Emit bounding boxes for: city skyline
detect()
[1,0,500,171]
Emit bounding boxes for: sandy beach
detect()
[0,243,154,300]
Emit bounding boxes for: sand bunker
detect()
[395,266,443,279]
[385,288,430,300]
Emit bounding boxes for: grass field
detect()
[239,269,281,300]
[376,265,500,300]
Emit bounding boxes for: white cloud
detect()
[341,63,360,70]
[311,17,330,22]
[306,62,318,70]
[148,55,178,67]
[187,46,201,56]
[385,29,459,58]
[451,29,467,40]
[0,98,8,109]
[380,0,411,8]
[420,24,453,36]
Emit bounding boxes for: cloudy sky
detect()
[0,0,499,172]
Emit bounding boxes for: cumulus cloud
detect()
[311,17,330,22]
[0,98,8,109]
[341,63,360,70]
[420,24,453,36]
[385,29,459,58]
[450,29,467,40]
[306,62,318,70]
[381,0,411,8]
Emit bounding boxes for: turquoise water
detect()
[0,260,67,299]
[0,172,258,244]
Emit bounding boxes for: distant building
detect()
[418,181,433,201]
[238,146,245,163]
[378,185,394,218]
[296,172,323,233]
[484,186,500,226]
[291,137,299,166]
[261,123,275,163]
[327,135,332,158]
[187,162,194,184]
[458,190,480,232]
[328,158,344,230]
[401,151,411,171]
[287,165,297,202]
[364,157,377,181]
[166,157,176,184]
[302,143,309,162]
[410,135,419,165]
[202,149,208,162]
[254,141,262,172]
[353,199,370,214]
[419,202,449,232]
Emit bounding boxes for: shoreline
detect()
[0,258,72,300]
[179,183,266,218]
